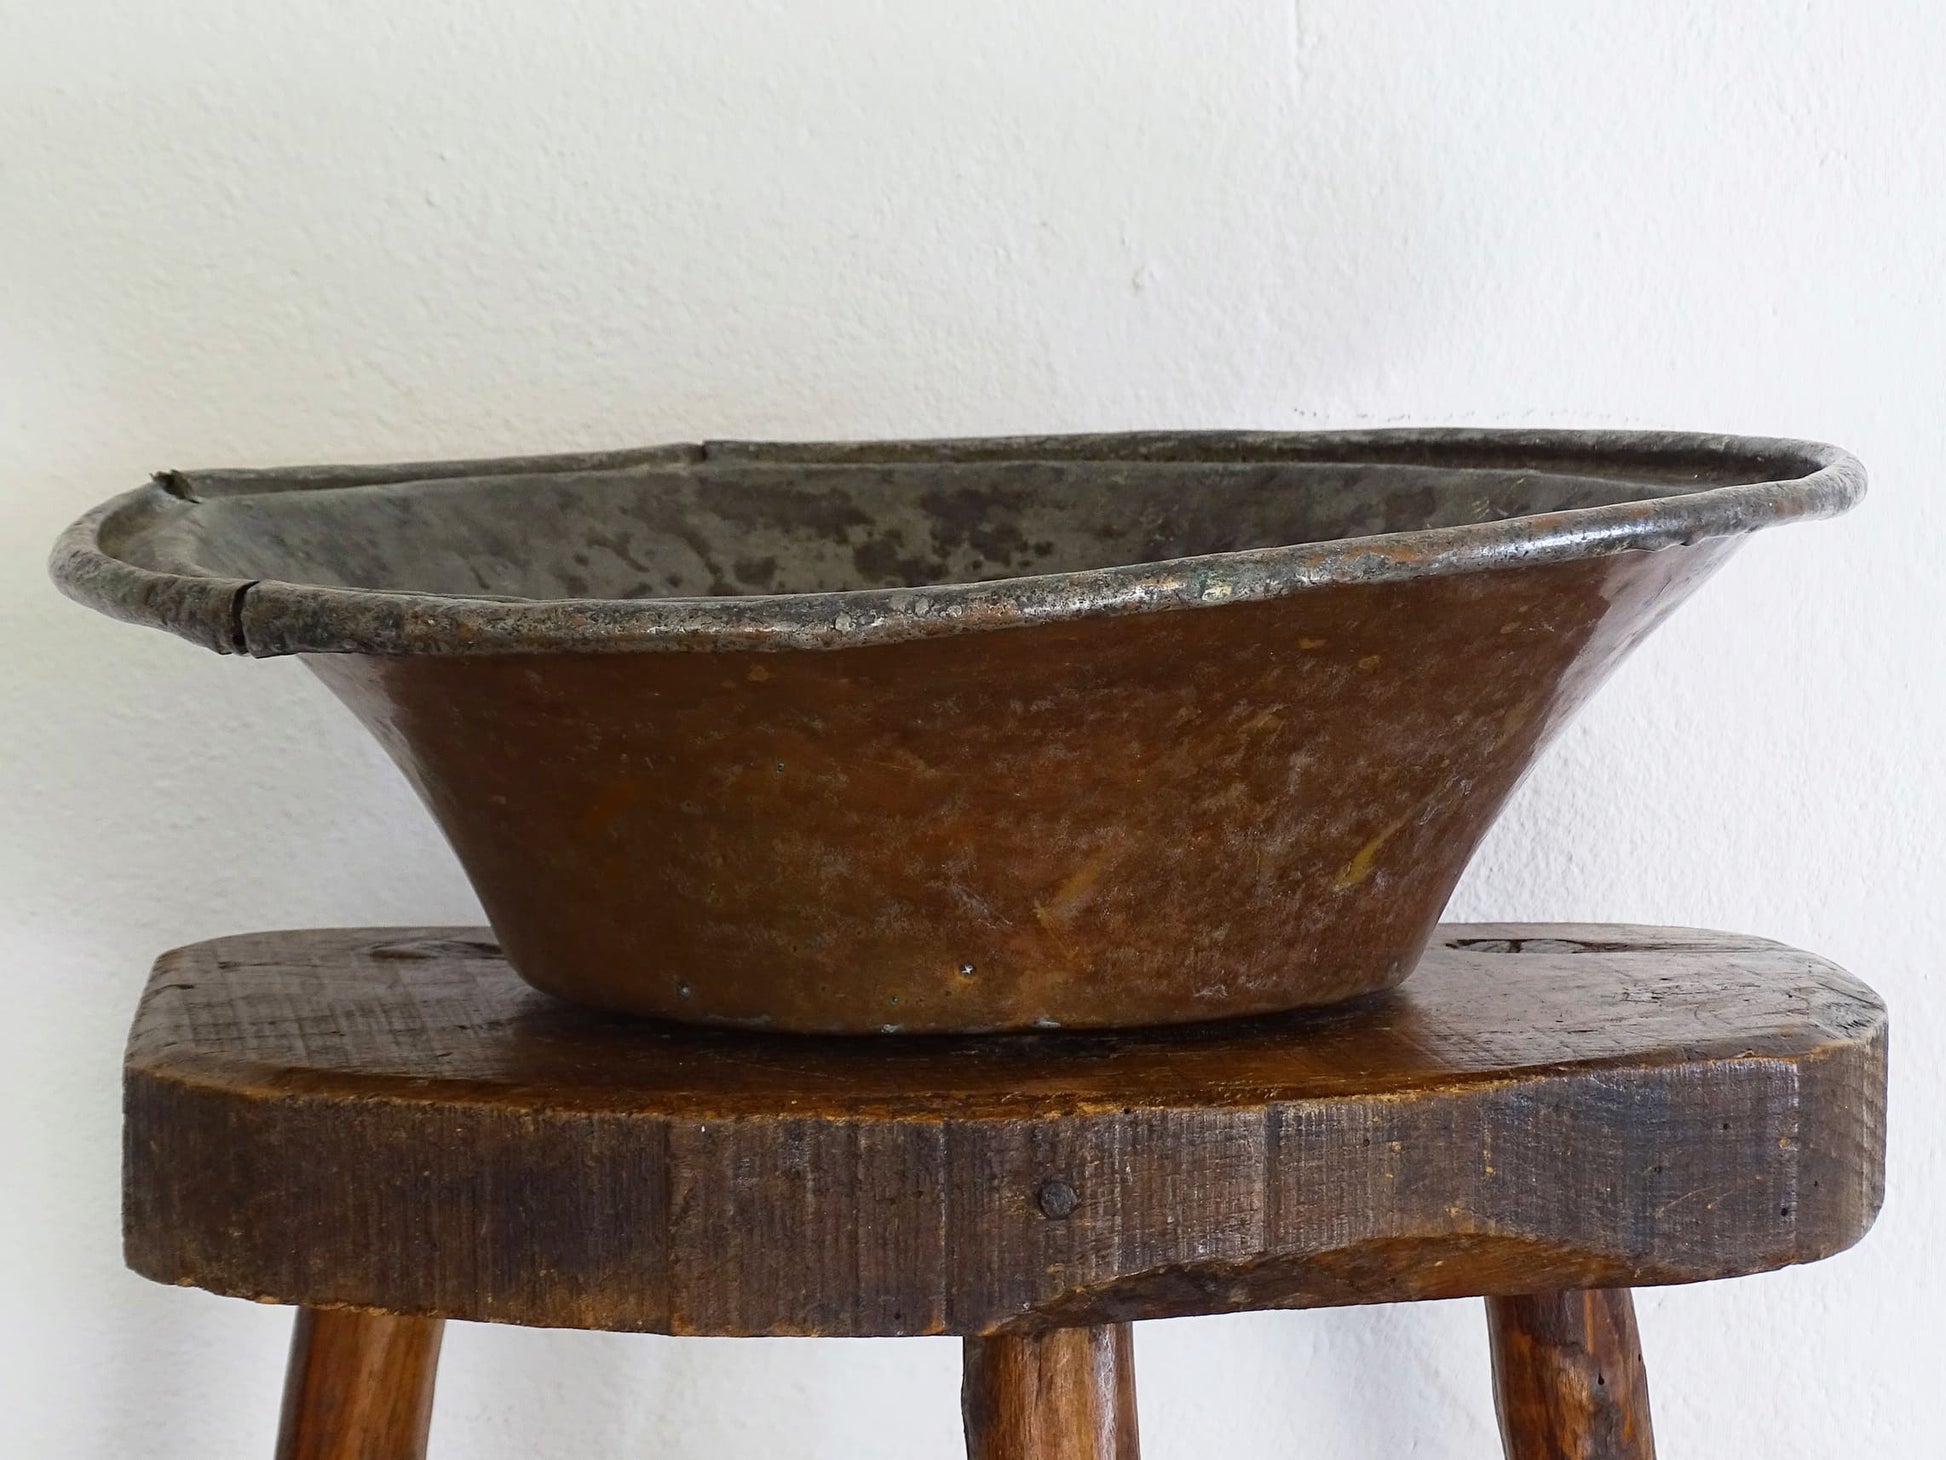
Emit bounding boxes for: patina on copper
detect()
[51,431,1864,1032]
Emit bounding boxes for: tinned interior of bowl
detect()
[107,446,1800,603]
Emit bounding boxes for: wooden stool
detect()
[124,924,1886,1459]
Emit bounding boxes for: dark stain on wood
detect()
[124,923,1886,1337]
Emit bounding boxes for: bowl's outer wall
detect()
[306,538,1735,1033]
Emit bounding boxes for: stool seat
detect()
[126,923,1883,1340]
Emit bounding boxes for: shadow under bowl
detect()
[51,429,1863,1032]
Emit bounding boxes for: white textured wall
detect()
[2,2,1937,1455]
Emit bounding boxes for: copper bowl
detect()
[52,430,1863,1032]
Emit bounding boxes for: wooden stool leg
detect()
[963,1323,1138,1460]
[275,1308,444,1460]
[1487,1289,1654,1460]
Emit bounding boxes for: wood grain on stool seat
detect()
[123,924,1886,1337]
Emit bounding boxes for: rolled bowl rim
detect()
[49,427,1865,657]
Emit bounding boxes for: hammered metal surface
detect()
[51,430,1864,1030]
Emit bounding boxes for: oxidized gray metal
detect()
[50,430,1863,658]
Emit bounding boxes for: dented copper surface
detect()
[52,430,1864,1032]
